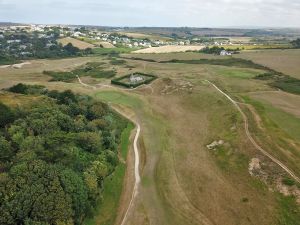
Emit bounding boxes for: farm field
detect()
[125,52,229,61]
[58,37,95,49]
[0,49,300,225]
[93,41,115,48]
[117,32,172,41]
[133,45,205,53]
[234,49,300,79]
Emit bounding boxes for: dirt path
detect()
[111,107,141,225]
[76,77,142,225]
[206,80,300,184]
[120,121,141,225]
[76,75,97,89]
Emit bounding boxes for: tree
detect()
[0,103,14,127]
[59,169,89,225]
[63,43,80,55]
[0,161,73,225]
[57,90,78,105]
[291,38,300,48]
[0,137,13,162]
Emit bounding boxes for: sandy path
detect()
[206,80,300,184]
[76,76,142,224]
[119,120,141,225]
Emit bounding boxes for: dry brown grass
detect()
[248,91,300,118]
[117,32,172,41]
[124,52,228,61]
[58,37,95,49]
[93,41,115,48]
[133,45,205,54]
[235,49,300,79]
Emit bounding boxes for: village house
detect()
[220,50,232,56]
[130,74,144,83]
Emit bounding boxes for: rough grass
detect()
[0,91,44,107]
[241,95,300,178]
[213,67,263,79]
[235,49,300,79]
[92,48,135,56]
[160,58,268,69]
[44,62,116,82]
[277,194,300,225]
[244,96,300,142]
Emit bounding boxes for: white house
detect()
[130,74,144,83]
[220,50,232,56]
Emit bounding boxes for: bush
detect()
[110,59,126,65]
[282,177,296,186]
[8,83,46,95]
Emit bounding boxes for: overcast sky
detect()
[0,0,300,27]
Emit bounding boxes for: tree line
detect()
[0,84,129,225]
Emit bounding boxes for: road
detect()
[206,80,300,184]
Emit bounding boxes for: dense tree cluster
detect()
[0,33,93,65]
[291,38,300,48]
[0,84,128,225]
[201,46,225,54]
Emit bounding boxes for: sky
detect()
[0,0,300,27]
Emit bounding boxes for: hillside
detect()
[58,37,95,49]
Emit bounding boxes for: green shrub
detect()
[110,59,126,65]
[8,83,46,95]
[282,177,296,186]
